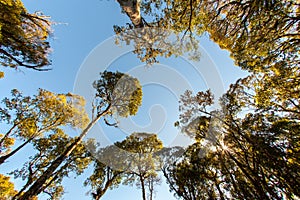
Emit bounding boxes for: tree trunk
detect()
[16,109,109,200]
[117,0,143,28]
[140,176,147,200]
[0,123,18,147]
[0,137,33,165]
[93,171,123,200]
[93,181,111,200]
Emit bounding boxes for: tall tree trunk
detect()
[117,0,143,28]
[16,108,110,200]
[140,176,147,200]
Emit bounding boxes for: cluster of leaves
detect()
[0,174,17,200]
[0,89,89,164]
[0,0,52,71]
[202,0,299,73]
[84,145,125,200]
[93,71,142,119]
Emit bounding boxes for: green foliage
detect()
[0,0,52,70]
[114,0,202,65]
[201,0,299,73]
[116,133,163,154]
[169,74,300,199]
[15,71,143,200]
[84,145,125,200]
[163,0,299,74]
[0,89,89,164]
[115,133,163,200]
[115,0,299,72]
[0,174,17,199]
[11,130,93,199]
[93,71,143,118]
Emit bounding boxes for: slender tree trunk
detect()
[93,190,104,200]
[0,137,34,165]
[117,0,143,28]
[0,123,18,147]
[140,176,147,200]
[16,108,109,200]
[13,174,33,200]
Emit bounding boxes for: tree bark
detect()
[117,0,144,28]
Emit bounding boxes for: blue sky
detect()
[0,0,248,199]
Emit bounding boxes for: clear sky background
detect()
[0,0,248,199]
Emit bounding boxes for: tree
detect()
[11,130,92,200]
[16,71,143,200]
[0,0,52,71]
[115,133,163,200]
[85,135,180,200]
[84,144,127,200]
[0,89,89,165]
[114,0,299,72]
[166,74,300,199]
[199,0,299,73]
[114,0,201,65]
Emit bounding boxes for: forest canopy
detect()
[0,0,299,200]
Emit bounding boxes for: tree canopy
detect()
[168,73,300,199]
[0,0,299,199]
[115,0,299,71]
[0,174,17,200]
[0,89,89,165]
[115,133,163,200]
[15,71,143,200]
